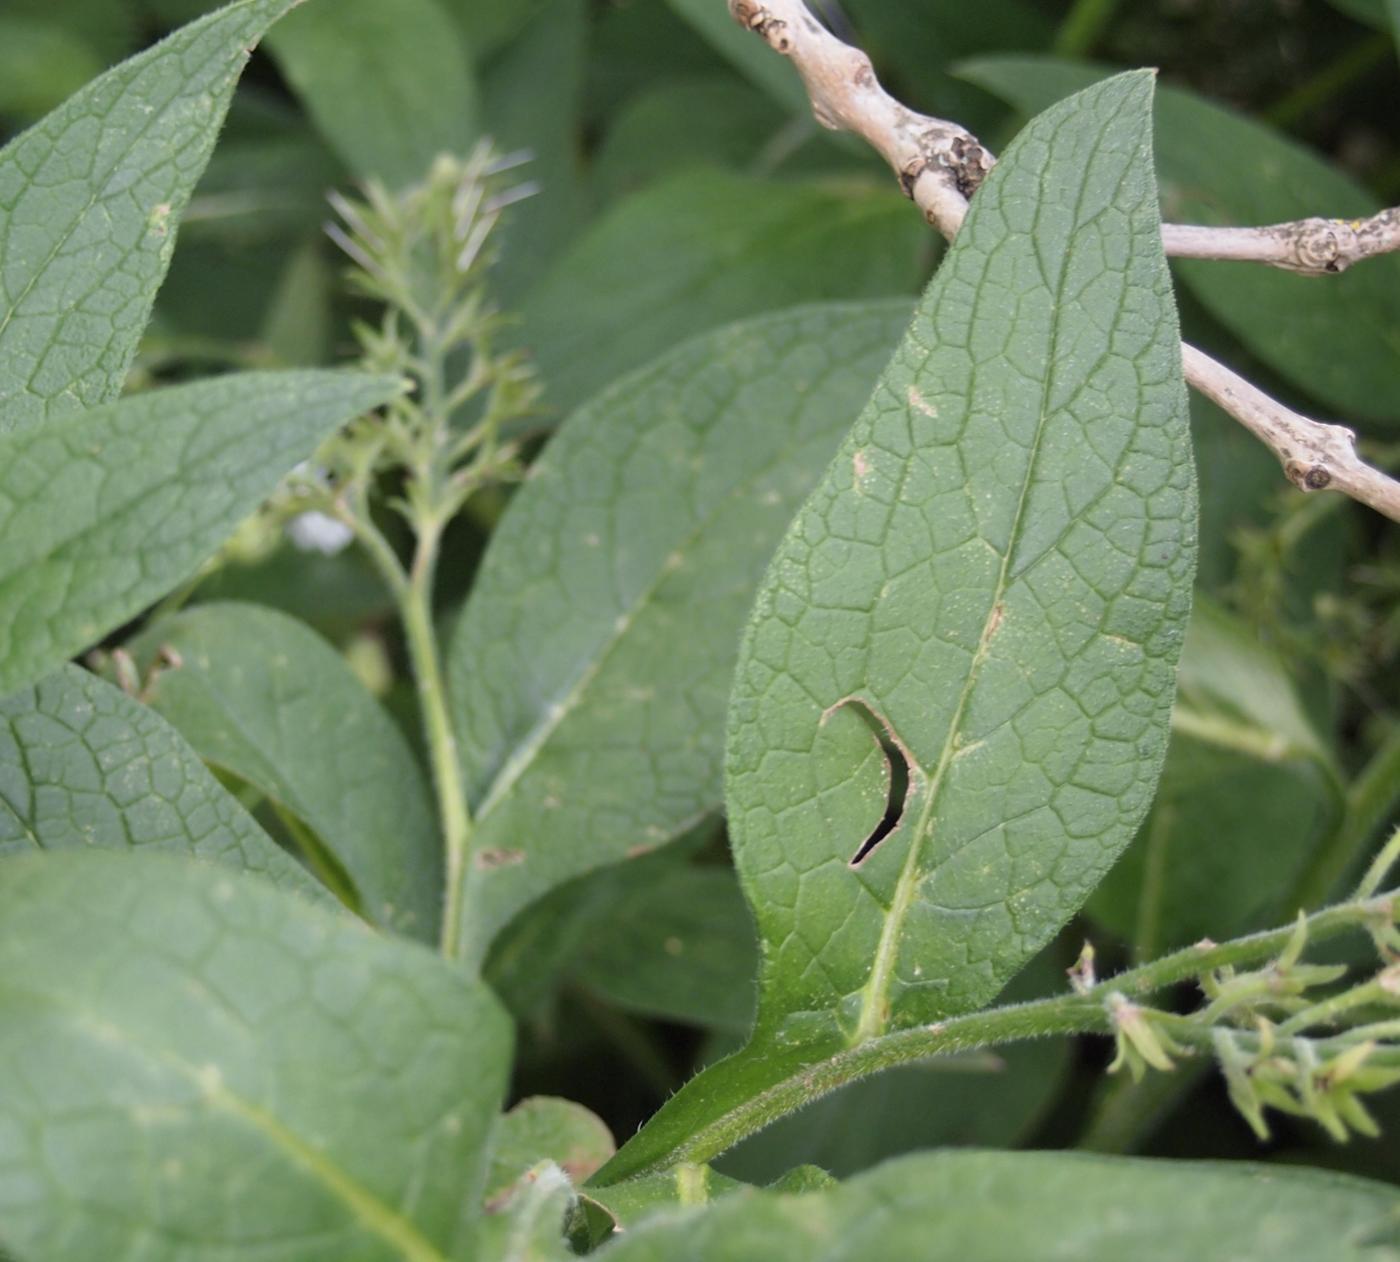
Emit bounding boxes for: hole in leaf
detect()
[825,698,912,867]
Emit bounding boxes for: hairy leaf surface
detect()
[0,0,297,434]
[447,302,910,964]
[135,602,441,940]
[0,850,512,1261]
[0,370,401,699]
[0,664,324,900]
[601,70,1194,1184]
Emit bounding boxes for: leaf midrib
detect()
[2,981,451,1262]
[853,126,1123,1042]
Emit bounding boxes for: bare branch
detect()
[730,0,1400,525]
[1183,345,1400,522]
[1164,212,1400,275]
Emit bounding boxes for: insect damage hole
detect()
[824,698,913,867]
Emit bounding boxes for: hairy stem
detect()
[399,518,475,961]
[598,893,1396,1181]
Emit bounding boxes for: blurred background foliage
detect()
[8,0,1399,1186]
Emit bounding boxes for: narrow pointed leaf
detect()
[0,850,511,1261]
[597,1152,1400,1261]
[0,369,402,699]
[601,71,1194,1184]
[134,602,442,940]
[0,664,326,901]
[447,302,910,965]
[0,0,299,434]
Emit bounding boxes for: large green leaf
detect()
[446,302,911,965]
[0,0,297,434]
[133,602,442,940]
[267,0,480,189]
[731,68,1191,1041]
[0,369,401,700]
[0,664,324,901]
[957,56,1400,425]
[0,850,511,1261]
[601,70,1195,1183]
[595,1152,1400,1261]
[520,170,927,416]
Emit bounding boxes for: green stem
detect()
[399,519,475,962]
[1294,724,1400,909]
[597,894,1396,1181]
[1266,34,1393,130]
[1053,0,1123,57]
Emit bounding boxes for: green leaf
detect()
[0,0,298,435]
[479,1162,576,1262]
[132,602,442,940]
[582,1165,748,1239]
[602,70,1195,1184]
[266,0,480,189]
[446,301,911,965]
[594,1152,1400,1261]
[0,369,401,700]
[0,849,511,1261]
[0,664,325,901]
[572,866,759,1033]
[439,0,550,64]
[732,68,1190,1041]
[1089,600,1343,955]
[485,1099,615,1208]
[0,17,104,119]
[520,170,927,416]
[480,0,588,305]
[956,56,1400,425]
[663,0,809,115]
[592,80,787,207]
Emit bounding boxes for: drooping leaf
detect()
[485,1099,615,1209]
[1089,599,1343,955]
[0,850,511,1261]
[267,0,480,189]
[0,369,401,700]
[0,664,325,901]
[593,1152,1400,1261]
[132,602,442,940]
[602,70,1194,1184]
[446,301,911,965]
[957,56,1400,426]
[520,171,927,415]
[0,0,298,435]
